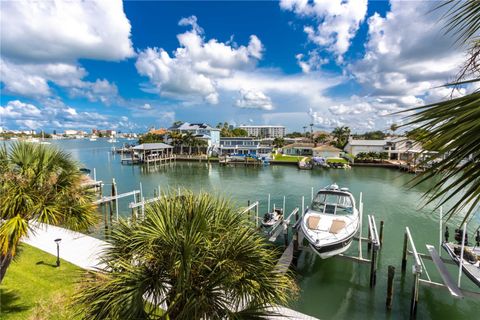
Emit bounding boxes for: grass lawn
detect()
[326,157,348,164]
[273,154,304,162]
[0,244,82,320]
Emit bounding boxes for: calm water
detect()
[21,139,480,318]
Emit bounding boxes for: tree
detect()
[169,132,184,154]
[273,137,285,148]
[390,123,398,133]
[183,132,195,155]
[331,126,351,149]
[76,190,296,319]
[231,128,248,137]
[314,133,328,144]
[402,1,480,222]
[138,133,165,144]
[0,142,98,282]
[285,132,303,138]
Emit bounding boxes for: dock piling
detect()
[386,265,395,310]
[379,220,384,246]
[410,271,420,319]
[369,245,377,288]
[402,230,408,273]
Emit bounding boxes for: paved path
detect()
[24,222,107,270]
[24,223,318,320]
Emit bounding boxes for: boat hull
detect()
[308,233,355,259]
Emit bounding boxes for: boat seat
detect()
[307,216,321,230]
[329,219,346,234]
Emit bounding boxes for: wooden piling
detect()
[402,231,408,273]
[102,203,108,237]
[379,220,384,246]
[370,246,377,288]
[112,178,118,221]
[410,272,420,319]
[283,222,288,247]
[386,265,395,310]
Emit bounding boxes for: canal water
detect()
[36,139,480,318]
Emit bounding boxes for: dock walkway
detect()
[23,223,318,320]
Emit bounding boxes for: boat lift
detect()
[401,214,480,319]
[245,190,383,289]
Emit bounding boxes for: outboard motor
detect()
[444,226,449,242]
[263,212,272,222]
[454,228,469,246]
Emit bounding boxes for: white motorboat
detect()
[300,183,359,259]
[108,138,118,143]
[262,208,283,227]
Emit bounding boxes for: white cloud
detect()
[235,89,273,110]
[0,0,132,102]
[350,1,465,111]
[281,0,368,59]
[1,0,134,63]
[296,51,329,73]
[0,99,136,131]
[135,15,264,104]
[328,102,372,115]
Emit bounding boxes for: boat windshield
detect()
[311,192,354,215]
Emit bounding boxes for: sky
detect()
[0,0,472,133]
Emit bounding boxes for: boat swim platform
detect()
[23,222,318,319]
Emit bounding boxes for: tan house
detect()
[313,145,342,158]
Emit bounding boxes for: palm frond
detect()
[403,91,480,223]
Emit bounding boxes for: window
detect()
[311,192,353,215]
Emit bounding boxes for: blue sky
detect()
[0,0,468,133]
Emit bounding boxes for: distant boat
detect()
[300,184,360,259]
[89,135,98,141]
[108,138,118,143]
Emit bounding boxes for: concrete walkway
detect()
[24,222,107,270]
[24,223,318,320]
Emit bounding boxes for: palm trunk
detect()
[0,252,13,283]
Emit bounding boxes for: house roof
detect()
[170,122,219,131]
[283,143,315,149]
[347,139,386,146]
[132,143,173,150]
[149,128,167,135]
[313,145,341,152]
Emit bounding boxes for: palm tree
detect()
[402,0,480,222]
[331,126,350,149]
[76,190,296,319]
[169,132,183,154]
[0,142,98,282]
[273,137,285,148]
[183,132,195,155]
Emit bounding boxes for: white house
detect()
[219,137,272,156]
[169,122,220,154]
[344,139,387,156]
[313,145,342,158]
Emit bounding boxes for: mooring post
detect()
[379,220,384,246]
[410,271,420,319]
[386,265,395,310]
[102,203,108,237]
[370,244,377,288]
[283,222,288,247]
[402,230,408,273]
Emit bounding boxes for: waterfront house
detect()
[282,143,315,156]
[344,138,387,156]
[169,122,220,155]
[313,145,342,158]
[219,137,272,156]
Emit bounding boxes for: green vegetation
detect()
[331,126,351,148]
[216,122,248,137]
[0,142,98,283]
[273,137,285,148]
[273,154,304,162]
[403,1,480,222]
[355,152,389,161]
[0,244,82,320]
[326,158,348,164]
[138,133,165,144]
[76,190,297,319]
[352,130,386,140]
[285,131,304,138]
